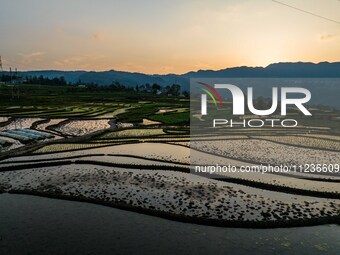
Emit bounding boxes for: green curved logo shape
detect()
[198,87,217,106]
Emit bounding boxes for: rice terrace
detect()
[0,81,339,231]
[2,0,340,253]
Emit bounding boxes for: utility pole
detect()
[0,56,3,83]
[16,68,19,99]
[10,67,14,100]
[0,56,3,72]
[14,67,18,84]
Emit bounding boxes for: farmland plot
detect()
[191,139,340,166]
[55,119,111,136]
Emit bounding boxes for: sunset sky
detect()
[0,0,339,74]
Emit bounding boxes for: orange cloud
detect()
[92,32,107,41]
[320,33,338,41]
[18,51,46,58]
[17,51,46,66]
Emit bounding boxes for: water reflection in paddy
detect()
[0,194,339,255]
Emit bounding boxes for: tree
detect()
[23,75,67,86]
[169,84,181,96]
[145,83,151,92]
[182,90,189,97]
[151,83,161,94]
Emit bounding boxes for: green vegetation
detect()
[101,128,165,138]
[163,127,189,135]
[149,112,190,125]
[0,83,191,153]
[0,83,190,123]
[32,143,113,154]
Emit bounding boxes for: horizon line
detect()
[1,61,339,76]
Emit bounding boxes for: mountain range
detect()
[13,62,340,90]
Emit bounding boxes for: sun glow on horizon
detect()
[0,0,339,74]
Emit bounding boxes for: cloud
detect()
[18,51,46,59]
[92,32,107,41]
[53,54,107,70]
[319,33,338,41]
[16,51,46,68]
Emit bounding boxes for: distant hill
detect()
[17,69,188,89]
[184,62,340,78]
[13,62,340,90]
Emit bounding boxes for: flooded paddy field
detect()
[0,85,339,254]
[1,194,339,255]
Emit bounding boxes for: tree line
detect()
[0,74,189,97]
